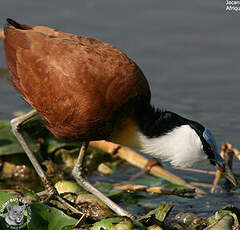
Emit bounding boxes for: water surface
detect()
[0,0,240,216]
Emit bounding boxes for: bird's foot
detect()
[144,158,162,173]
[37,182,83,215]
[38,179,57,202]
[130,158,160,181]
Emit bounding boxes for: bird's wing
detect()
[4,22,151,140]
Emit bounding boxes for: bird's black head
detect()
[188,120,237,187]
[188,121,219,166]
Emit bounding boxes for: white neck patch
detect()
[137,125,208,167]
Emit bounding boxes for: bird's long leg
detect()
[11,110,82,214]
[72,142,135,219]
[11,110,53,190]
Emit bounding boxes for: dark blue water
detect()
[0,0,240,216]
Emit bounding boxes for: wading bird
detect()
[3,19,237,219]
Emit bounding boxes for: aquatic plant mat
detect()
[0,115,239,229]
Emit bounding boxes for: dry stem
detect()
[115,184,195,198]
[173,166,215,175]
[90,140,205,195]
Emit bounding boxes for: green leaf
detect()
[132,221,145,230]
[138,201,175,229]
[90,218,121,230]
[155,201,174,222]
[0,117,79,157]
[163,183,188,190]
[28,203,77,230]
[0,119,42,156]
[95,182,123,198]
[0,191,18,206]
[95,182,113,194]
[21,115,80,154]
[0,120,25,155]
[123,176,164,187]
[45,137,79,154]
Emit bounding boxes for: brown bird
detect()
[3,19,237,219]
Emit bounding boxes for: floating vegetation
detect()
[0,116,239,229]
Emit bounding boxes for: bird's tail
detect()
[4,18,32,36]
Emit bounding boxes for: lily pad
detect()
[124,176,165,187]
[28,203,77,230]
[95,182,123,198]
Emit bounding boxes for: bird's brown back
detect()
[4,21,151,141]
